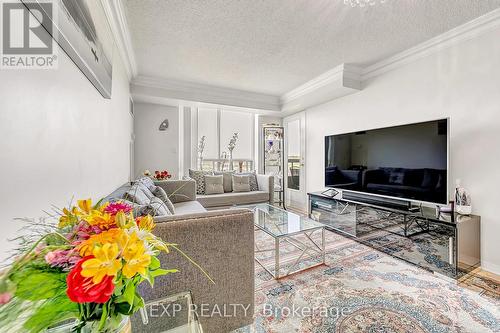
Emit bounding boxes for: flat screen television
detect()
[325,119,448,205]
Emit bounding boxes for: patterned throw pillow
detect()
[214,171,234,192]
[232,174,251,192]
[204,175,224,195]
[124,184,152,205]
[152,186,175,214]
[236,171,259,191]
[143,197,171,217]
[189,169,213,195]
[135,177,156,192]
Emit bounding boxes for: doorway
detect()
[284,112,306,211]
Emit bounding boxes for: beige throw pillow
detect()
[214,171,234,192]
[204,175,224,195]
[232,174,251,192]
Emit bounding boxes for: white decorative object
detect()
[198,136,206,170]
[455,179,472,215]
[344,0,386,7]
[227,133,238,171]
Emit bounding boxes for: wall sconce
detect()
[159,119,169,131]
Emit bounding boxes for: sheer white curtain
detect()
[219,111,253,160]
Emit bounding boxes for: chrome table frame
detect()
[254,222,326,280]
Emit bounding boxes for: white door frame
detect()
[284,111,307,212]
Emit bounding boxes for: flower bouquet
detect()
[152,170,172,181]
[0,199,195,332]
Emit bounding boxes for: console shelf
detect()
[308,192,481,279]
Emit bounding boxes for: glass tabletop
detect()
[130,291,203,333]
[245,204,324,237]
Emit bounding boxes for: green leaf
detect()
[151,268,178,279]
[122,281,136,306]
[13,268,67,301]
[149,256,161,270]
[23,292,79,333]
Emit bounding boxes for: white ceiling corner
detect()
[101,0,137,80]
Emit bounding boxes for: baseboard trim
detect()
[480,261,500,276]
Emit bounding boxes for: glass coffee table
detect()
[246,204,326,279]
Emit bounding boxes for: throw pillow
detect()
[135,177,156,192]
[152,186,175,214]
[124,185,151,205]
[214,171,234,192]
[232,174,251,192]
[143,197,171,217]
[204,175,224,195]
[236,171,259,191]
[388,170,405,185]
[189,169,213,195]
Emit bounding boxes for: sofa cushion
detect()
[232,174,251,192]
[152,186,175,214]
[236,171,259,191]
[204,175,224,195]
[214,171,234,192]
[189,169,213,195]
[172,201,207,215]
[197,191,269,208]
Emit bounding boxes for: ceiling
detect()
[125,0,500,96]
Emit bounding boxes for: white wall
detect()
[305,25,500,274]
[0,46,132,260]
[133,103,179,178]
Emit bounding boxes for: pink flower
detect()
[103,201,133,216]
[71,222,102,241]
[45,249,80,271]
[0,292,12,305]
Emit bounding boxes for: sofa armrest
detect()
[154,179,196,203]
[140,209,255,333]
[256,174,274,204]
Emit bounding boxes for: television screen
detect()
[325,119,448,204]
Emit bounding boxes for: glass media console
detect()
[308,192,481,279]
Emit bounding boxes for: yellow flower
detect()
[137,215,155,231]
[78,228,128,256]
[58,207,79,228]
[122,233,151,278]
[78,199,93,215]
[81,243,122,284]
[84,210,114,229]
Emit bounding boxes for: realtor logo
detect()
[1,1,57,68]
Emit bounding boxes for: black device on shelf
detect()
[324,119,449,207]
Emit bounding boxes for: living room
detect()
[0,1,499,332]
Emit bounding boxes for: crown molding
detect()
[362,8,500,81]
[101,0,138,80]
[280,64,362,114]
[131,76,281,111]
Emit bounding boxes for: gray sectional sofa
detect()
[104,178,255,333]
[197,174,274,209]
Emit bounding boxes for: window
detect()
[196,108,255,171]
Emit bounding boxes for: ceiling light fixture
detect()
[344,0,386,7]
